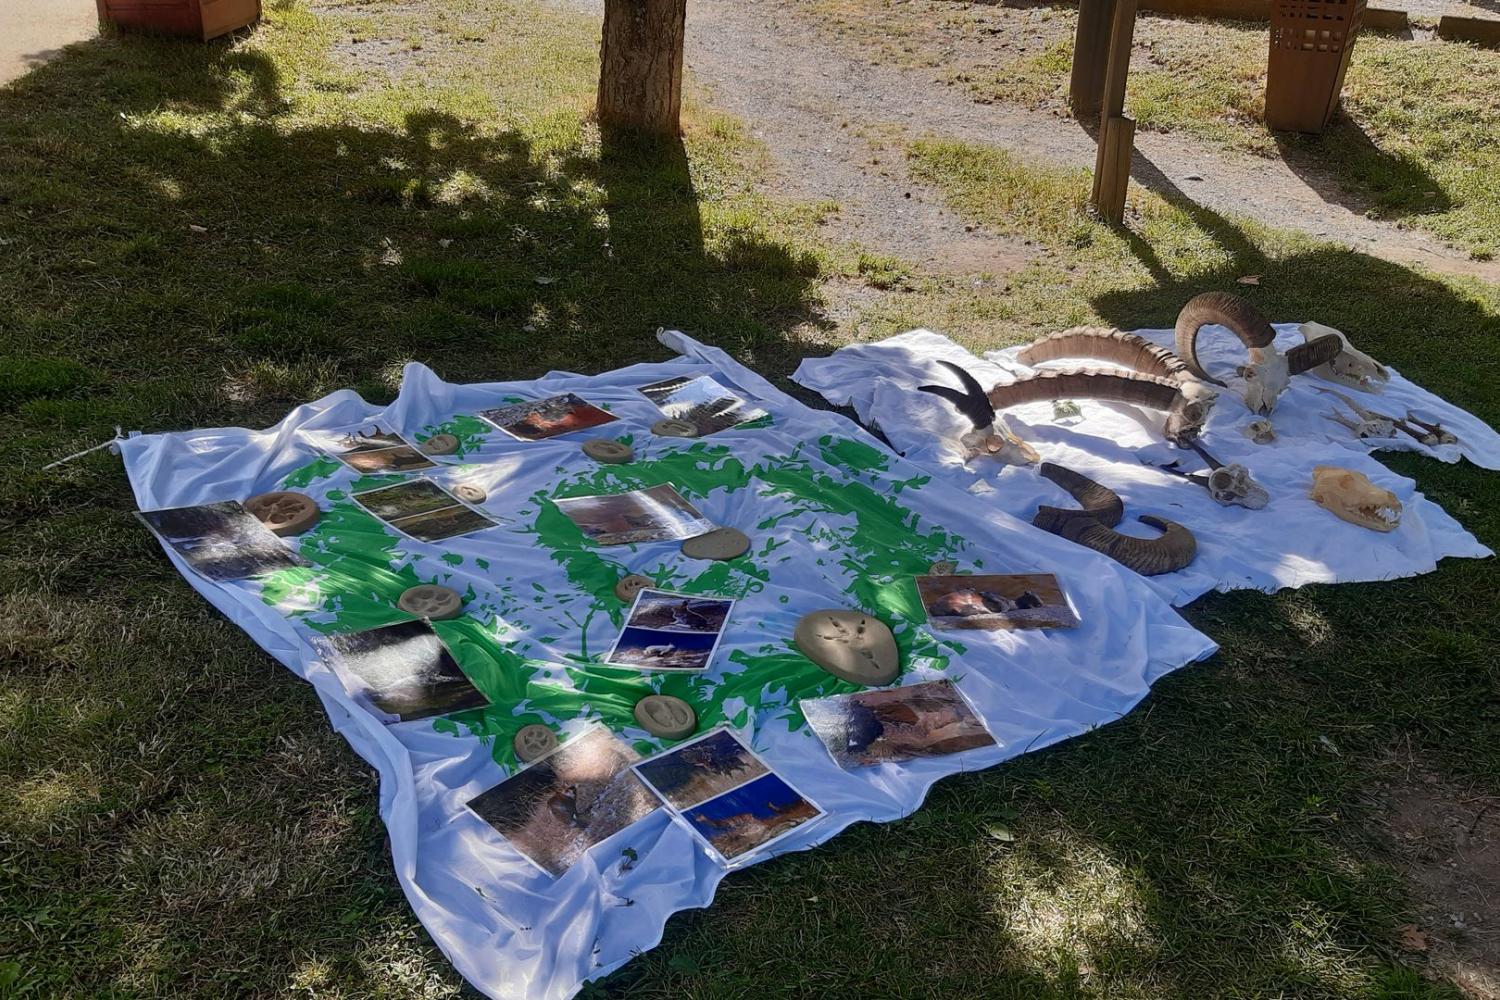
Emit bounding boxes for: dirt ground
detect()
[0,0,97,87]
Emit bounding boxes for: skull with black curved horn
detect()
[1175,291,1343,416]
[918,360,1040,466]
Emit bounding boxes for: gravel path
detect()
[562,0,1499,284]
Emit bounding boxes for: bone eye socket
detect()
[397,584,464,620]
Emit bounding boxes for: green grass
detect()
[2,0,1499,997]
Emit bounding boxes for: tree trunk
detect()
[597,0,687,135]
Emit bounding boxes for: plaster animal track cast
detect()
[513,724,558,763]
[245,491,321,536]
[1308,466,1402,532]
[398,583,465,620]
[633,695,696,739]
[917,360,1039,466]
[1030,464,1198,576]
[1299,322,1389,393]
[1175,291,1343,415]
[793,610,900,686]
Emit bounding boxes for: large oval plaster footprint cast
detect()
[793,609,900,686]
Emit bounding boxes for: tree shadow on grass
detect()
[0,24,827,998]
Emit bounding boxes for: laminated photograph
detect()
[634,728,824,866]
[466,726,660,878]
[137,501,310,582]
[353,479,500,542]
[799,679,997,769]
[308,425,437,473]
[323,619,489,721]
[553,484,713,546]
[603,589,735,671]
[477,393,618,441]
[915,573,1079,630]
[637,374,768,436]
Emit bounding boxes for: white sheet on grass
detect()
[119,332,1216,1000]
[792,327,1493,607]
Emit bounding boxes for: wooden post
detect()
[598,0,688,135]
[1070,0,1113,115]
[1090,0,1139,223]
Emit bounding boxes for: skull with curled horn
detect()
[1175,291,1344,416]
[918,360,1039,466]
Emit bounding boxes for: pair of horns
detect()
[918,360,996,430]
[1032,463,1197,576]
[1175,291,1342,382]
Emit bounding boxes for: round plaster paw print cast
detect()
[244,491,320,537]
[681,527,750,561]
[582,438,633,464]
[453,483,487,504]
[398,583,464,620]
[421,433,460,456]
[651,418,698,438]
[513,724,558,763]
[614,574,654,602]
[793,609,900,686]
[633,694,697,739]
[928,560,957,576]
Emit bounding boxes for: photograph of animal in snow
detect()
[916,573,1078,630]
[626,591,733,633]
[635,729,770,811]
[312,425,438,473]
[323,620,489,721]
[353,479,499,542]
[800,680,998,769]
[554,484,713,546]
[465,726,660,878]
[681,771,823,863]
[477,392,618,441]
[606,626,722,671]
[638,374,768,435]
[137,501,311,582]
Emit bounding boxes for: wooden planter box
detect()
[1265,0,1366,133]
[96,0,261,40]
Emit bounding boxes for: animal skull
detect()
[1308,466,1402,532]
[1244,419,1275,445]
[1207,464,1269,510]
[1300,322,1389,393]
[1236,348,1290,417]
[959,418,1041,466]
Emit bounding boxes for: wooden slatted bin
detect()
[96,0,261,41]
[1265,0,1365,133]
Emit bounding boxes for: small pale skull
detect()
[959,418,1039,466]
[1308,466,1402,532]
[1236,348,1291,416]
[1301,322,1388,393]
[1206,464,1269,510]
[1244,419,1275,445]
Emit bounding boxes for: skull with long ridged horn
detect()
[1174,291,1343,415]
[918,360,1039,466]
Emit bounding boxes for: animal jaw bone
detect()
[1308,466,1402,532]
[919,360,1040,466]
[1406,412,1459,446]
[1316,387,1436,444]
[1030,464,1197,575]
[1300,321,1389,393]
[986,368,1213,445]
[1175,291,1343,415]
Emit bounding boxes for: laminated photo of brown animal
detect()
[801,679,997,769]
[915,572,1079,630]
[465,727,660,878]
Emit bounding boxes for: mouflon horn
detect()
[1035,462,1124,527]
[1033,507,1198,577]
[1018,327,1193,383]
[1174,291,1277,386]
[1284,334,1345,376]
